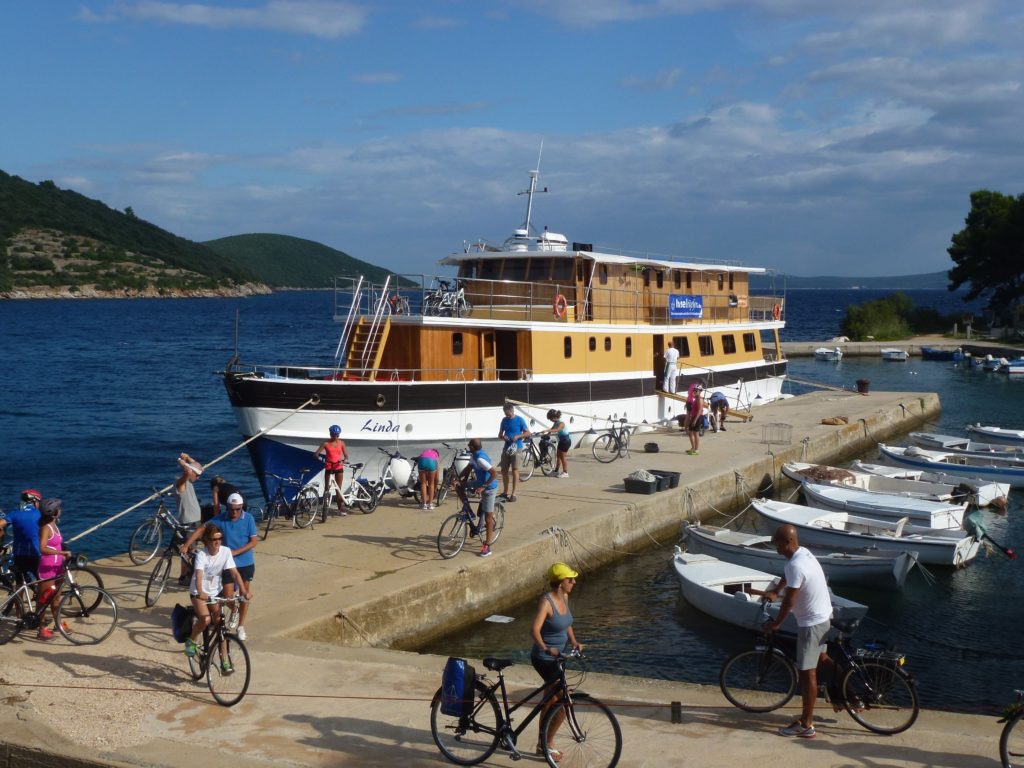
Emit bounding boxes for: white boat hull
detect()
[966,424,1024,446]
[878,443,1024,489]
[798,479,966,530]
[849,460,1009,508]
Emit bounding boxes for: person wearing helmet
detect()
[9,489,44,584]
[36,499,72,640]
[315,425,349,515]
[530,562,584,762]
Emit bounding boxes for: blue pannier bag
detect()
[440,657,476,717]
[171,603,195,643]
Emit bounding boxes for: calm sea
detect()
[1,289,1020,712]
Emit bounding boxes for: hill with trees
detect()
[750,270,951,290]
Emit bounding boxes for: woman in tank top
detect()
[530,562,584,762]
[36,498,71,640]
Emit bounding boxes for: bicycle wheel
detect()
[488,502,505,546]
[188,644,206,681]
[262,498,283,540]
[719,648,798,713]
[293,488,319,529]
[592,434,619,463]
[128,517,163,565]
[0,589,24,645]
[429,680,501,765]
[356,484,379,513]
[145,551,174,607]
[56,586,117,645]
[842,662,919,734]
[456,299,473,318]
[539,448,558,477]
[437,469,453,506]
[207,633,251,707]
[64,566,105,614]
[541,693,622,768]
[618,428,632,457]
[1002,708,1024,768]
[519,452,536,482]
[437,514,468,559]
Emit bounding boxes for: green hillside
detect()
[750,270,953,290]
[0,170,257,293]
[204,233,404,288]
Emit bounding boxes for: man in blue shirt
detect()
[458,438,500,557]
[709,391,730,432]
[9,489,43,582]
[181,492,258,640]
[497,403,530,502]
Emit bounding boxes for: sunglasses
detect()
[207,536,223,542]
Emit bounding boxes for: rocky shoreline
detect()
[1,282,273,300]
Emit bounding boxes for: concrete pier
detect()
[0,388,1001,767]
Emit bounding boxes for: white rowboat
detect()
[878,443,1024,488]
[798,479,966,530]
[849,460,1009,508]
[965,424,1024,446]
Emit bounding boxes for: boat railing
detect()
[332,274,784,326]
[230,362,536,383]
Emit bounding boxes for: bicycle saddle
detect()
[831,618,860,635]
[484,657,515,671]
[349,462,364,469]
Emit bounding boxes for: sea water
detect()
[1,289,1019,712]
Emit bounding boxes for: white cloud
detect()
[619,67,683,91]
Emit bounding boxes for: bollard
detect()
[671,700,682,724]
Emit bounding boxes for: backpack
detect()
[171,603,195,643]
[440,657,476,717]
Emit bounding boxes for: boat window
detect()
[526,258,551,281]
[686,272,692,290]
[564,336,573,359]
[625,337,633,357]
[458,261,477,279]
[698,335,714,356]
[673,336,691,357]
[552,259,573,282]
[480,259,502,280]
[589,337,596,352]
[717,273,724,291]
[722,334,737,354]
[729,273,734,291]
[743,332,757,352]
[452,333,464,355]
[674,271,681,289]
[604,336,611,351]
[656,271,664,289]
[643,269,651,287]
[599,264,608,285]
[504,259,527,281]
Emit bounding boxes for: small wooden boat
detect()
[880,348,909,361]
[908,432,1024,457]
[966,424,1024,446]
[751,498,982,567]
[920,346,956,361]
[848,460,1009,508]
[798,479,965,529]
[879,443,1024,488]
[670,548,870,632]
[1001,358,1024,375]
[814,346,843,362]
[682,523,917,590]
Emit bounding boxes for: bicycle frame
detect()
[480,665,576,756]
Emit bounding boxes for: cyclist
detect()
[497,403,530,502]
[315,425,349,515]
[530,562,584,762]
[184,523,250,665]
[8,489,43,584]
[543,409,572,478]
[456,438,499,557]
[36,498,72,640]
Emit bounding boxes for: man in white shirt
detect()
[662,341,680,393]
[763,525,833,739]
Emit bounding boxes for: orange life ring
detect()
[553,294,568,318]
[771,303,781,321]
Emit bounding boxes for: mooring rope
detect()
[67,395,321,544]
[503,397,677,433]
[786,375,851,393]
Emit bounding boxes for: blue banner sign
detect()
[669,294,703,319]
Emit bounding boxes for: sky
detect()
[2,1,1023,278]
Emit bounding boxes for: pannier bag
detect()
[440,657,477,716]
[171,603,195,643]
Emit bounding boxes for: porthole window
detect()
[589,337,596,352]
[604,337,611,351]
[452,333,463,355]
[625,337,633,357]
[564,336,573,358]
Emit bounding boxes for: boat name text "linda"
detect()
[360,418,402,433]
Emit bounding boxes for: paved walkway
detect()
[0,389,1004,767]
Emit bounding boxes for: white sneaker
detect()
[236,626,247,641]
[558,472,569,478]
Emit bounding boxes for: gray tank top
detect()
[175,480,201,525]
[532,593,573,661]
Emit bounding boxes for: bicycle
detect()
[0,555,118,645]
[423,278,473,318]
[430,442,472,508]
[318,461,379,522]
[1001,689,1023,768]
[375,447,421,505]
[1,542,105,608]
[185,595,251,707]
[436,495,506,559]
[719,616,919,735]
[144,514,198,607]
[262,470,320,539]
[518,435,557,481]
[591,419,632,464]
[128,489,182,565]
[430,650,622,768]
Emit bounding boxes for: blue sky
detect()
[3,1,1023,277]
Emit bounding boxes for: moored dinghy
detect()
[909,432,1024,457]
[814,347,843,362]
[751,498,981,567]
[849,460,1009,508]
[880,348,909,361]
[783,461,979,506]
[966,424,1024,446]
[798,479,966,530]
[682,523,917,591]
[670,548,869,632]
[878,443,1024,488]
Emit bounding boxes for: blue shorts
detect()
[226,564,255,586]
[478,487,497,515]
[418,458,438,472]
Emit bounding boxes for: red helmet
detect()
[21,488,42,502]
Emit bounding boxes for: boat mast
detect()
[519,141,547,236]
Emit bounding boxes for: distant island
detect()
[750,271,953,291]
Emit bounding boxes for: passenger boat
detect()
[814,346,843,362]
[750,499,982,567]
[681,523,917,590]
[878,443,1024,488]
[823,460,1009,508]
[909,432,1024,457]
[797,480,966,530]
[670,548,869,632]
[966,424,1024,446]
[880,348,909,361]
[222,165,788,493]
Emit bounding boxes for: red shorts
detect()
[325,462,344,472]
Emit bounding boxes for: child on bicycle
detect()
[315,425,349,515]
[456,438,499,557]
[185,523,250,663]
[543,409,571,478]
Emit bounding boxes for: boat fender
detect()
[771,304,781,321]
[553,294,568,318]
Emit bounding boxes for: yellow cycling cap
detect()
[547,562,579,582]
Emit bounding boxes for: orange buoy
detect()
[772,303,781,321]
[553,294,568,318]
